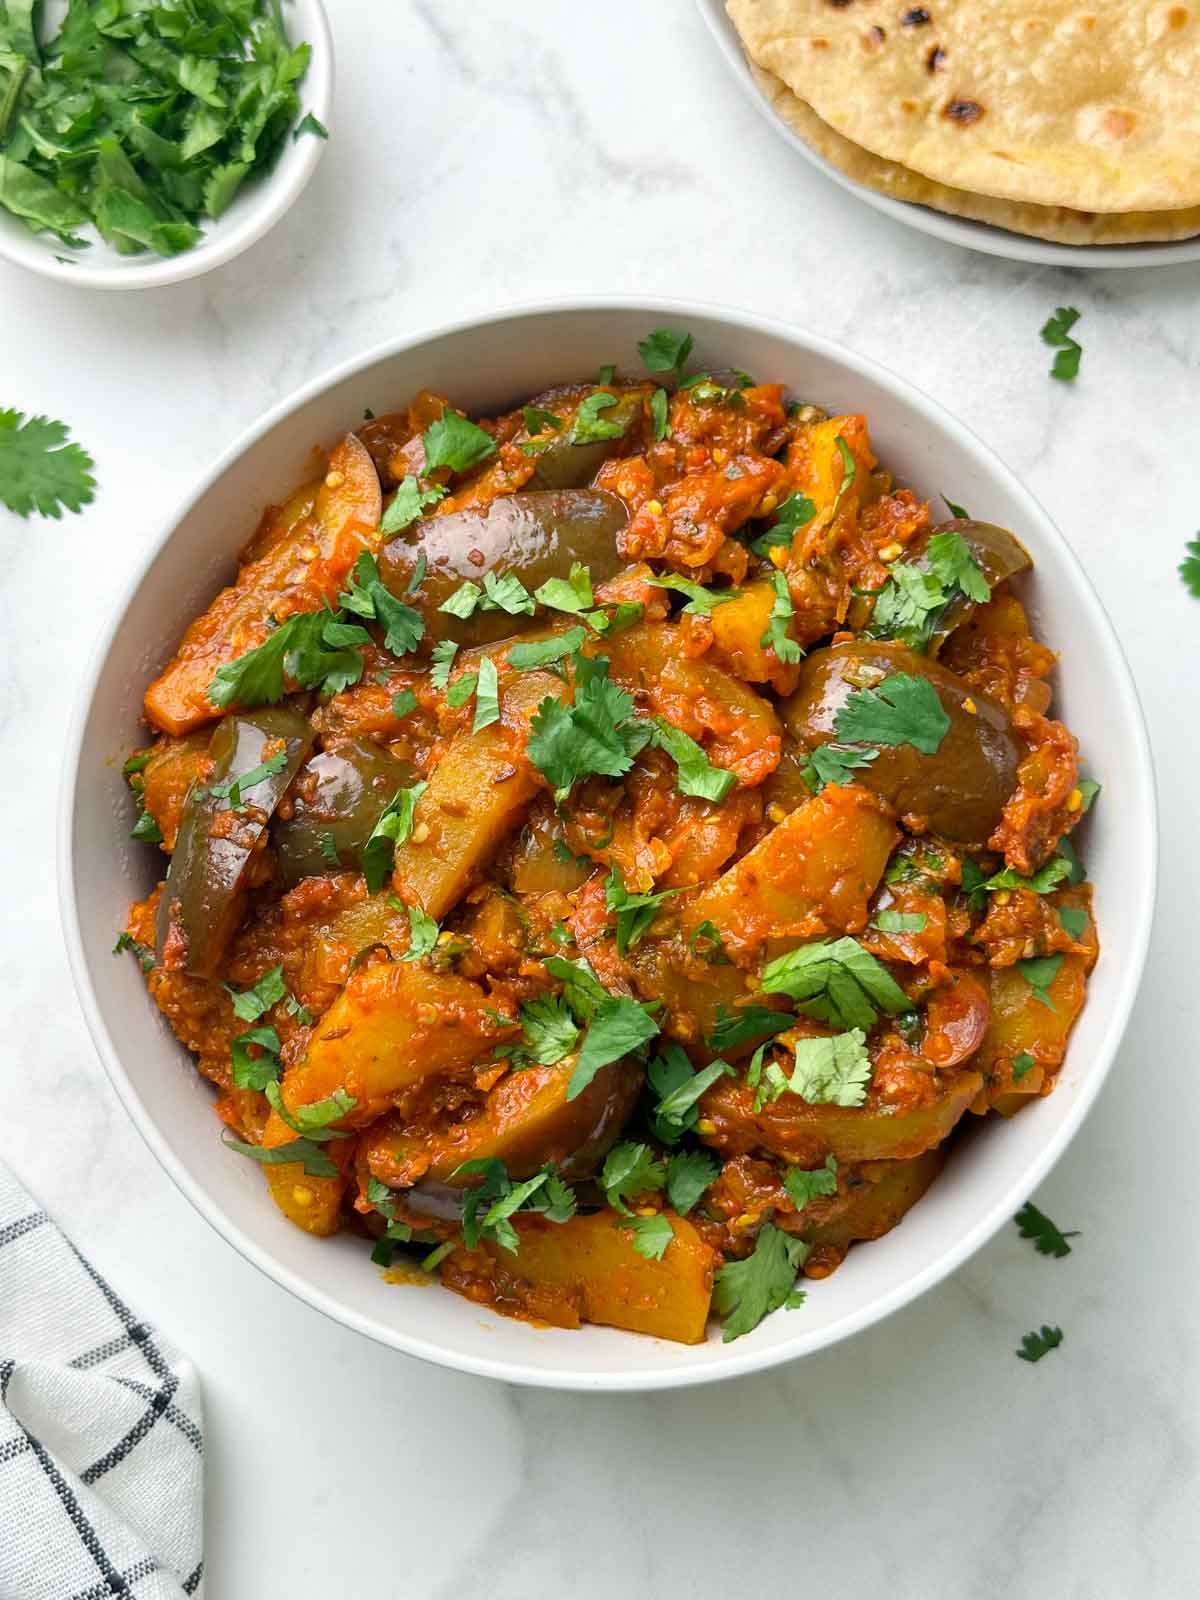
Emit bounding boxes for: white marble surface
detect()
[2,2,1199,1594]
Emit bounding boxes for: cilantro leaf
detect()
[605,865,678,955]
[446,671,478,710]
[637,328,693,375]
[391,688,418,719]
[1058,906,1088,940]
[688,920,729,963]
[230,1025,282,1090]
[361,782,427,894]
[650,387,670,440]
[1012,1051,1036,1081]
[207,608,365,707]
[713,1224,808,1341]
[1040,307,1083,381]
[1180,535,1200,599]
[1017,953,1063,1009]
[760,1030,872,1108]
[942,494,970,520]
[706,1003,791,1054]
[339,551,424,656]
[645,574,738,615]
[294,111,329,141]
[761,570,802,664]
[620,1213,674,1261]
[265,1084,356,1138]
[801,743,879,793]
[601,1141,667,1215]
[567,995,659,1101]
[224,965,287,1023]
[544,954,611,1022]
[760,937,910,1032]
[534,562,594,615]
[750,492,816,557]
[783,1155,839,1209]
[926,530,990,602]
[1076,778,1101,814]
[380,475,445,534]
[873,910,927,933]
[0,408,96,518]
[571,392,625,443]
[481,571,535,616]
[222,1134,338,1180]
[526,656,652,801]
[666,1149,719,1215]
[1014,1201,1079,1259]
[834,672,950,755]
[423,411,496,474]
[519,993,580,1066]
[1016,1325,1064,1363]
[523,405,561,436]
[508,627,589,672]
[471,655,500,733]
[654,1058,734,1128]
[650,717,737,803]
[400,904,439,963]
[112,931,155,973]
[440,581,483,619]
[430,639,459,689]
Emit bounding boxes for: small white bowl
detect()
[59,300,1157,1390]
[696,0,1200,269]
[0,0,332,290]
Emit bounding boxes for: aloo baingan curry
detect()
[120,330,1098,1344]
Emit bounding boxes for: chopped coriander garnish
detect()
[760,937,910,1032]
[783,1155,838,1209]
[1058,906,1088,940]
[391,688,418,719]
[666,1149,719,1215]
[534,562,594,616]
[446,671,478,709]
[112,931,154,973]
[265,1084,355,1138]
[1076,778,1101,814]
[1016,1324,1063,1363]
[567,995,659,1101]
[380,476,445,535]
[757,1030,872,1109]
[1040,307,1083,382]
[224,965,287,1023]
[208,606,366,708]
[761,571,802,664]
[713,1224,808,1341]
[834,672,950,756]
[522,405,561,436]
[834,436,856,502]
[688,919,729,964]
[571,392,626,444]
[429,639,459,689]
[601,1142,667,1215]
[961,854,1073,910]
[1017,953,1063,1009]
[619,1213,674,1262]
[942,494,970,520]
[294,111,329,141]
[130,805,163,844]
[400,904,439,963]
[650,387,670,440]
[645,574,738,615]
[706,1002,791,1054]
[1011,1051,1036,1081]
[527,655,652,802]
[650,717,737,803]
[1014,1202,1079,1259]
[517,993,580,1067]
[508,627,589,672]
[873,910,928,934]
[361,782,427,894]
[222,1133,338,1179]
[604,865,679,955]
[230,1025,282,1091]
[423,411,497,474]
[637,328,693,375]
[750,492,816,557]
[1180,535,1200,598]
[0,408,96,519]
[471,656,501,733]
[654,1058,734,1129]
[199,750,288,812]
[800,742,879,794]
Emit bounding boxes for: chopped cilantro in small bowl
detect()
[0,0,332,288]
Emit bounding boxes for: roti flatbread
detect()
[728,0,1200,214]
[749,58,1200,243]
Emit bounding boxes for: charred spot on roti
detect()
[902,7,932,23]
[942,97,984,125]
[865,24,887,46]
[927,44,946,71]
[1168,5,1190,26]
[1103,107,1137,138]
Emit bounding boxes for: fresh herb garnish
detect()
[230,1025,282,1090]
[1012,1051,1036,1081]
[637,328,693,375]
[0,408,96,518]
[1180,535,1200,598]
[527,654,652,802]
[224,965,287,1022]
[834,671,950,755]
[508,627,589,672]
[399,904,439,963]
[571,392,626,444]
[1017,953,1063,1010]
[199,750,288,812]
[522,405,561,436]
[712,1224,808,1341]
[605,865,678,955]
[783,1155,839,1209]
[666,1149,719,1215]
[619,1213,674,1261]
[869,530,990,652]
[749,492,815,557]
[761,570,802,664]
[1014,1201,1078,1258]
[1016,1324,1063,1363]
[455,1157,576,1253]
[1040,307,1083,381]
[757,1030,872,1108]
[439,571,534,621]
[650,717,737,803]
[688,919,729,963]
[873,910,927,933]
[361,782,427,894]
[942,494,970,520]
[208,606,366,707]
[601,1141,667,1215]
[759,937,910,1032]
[706,1003,791,1054]
[222,1133,338,1179]
[650,387,670,440]
[654,1057,734,1129]
[516,993,580,1067]
[423,411,497,474]
[1058,906,1088,940]
[380,476,445,534]
[800,742,879,794]
[429,639,459,690]
[961,854,1073,910]
[567,994,659,1101]
[645,574,737,615]
[391,688,418,719]
[294,111,329,141]
[534,561,594,617]
[112,930,154,972]
[471,655,501,733]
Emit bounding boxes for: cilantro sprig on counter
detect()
[1014,1202,1079,1258]
[1180,535,1200,597]
[1016,1325,1063,1363]
[1040,307,1083,382]
[0,1,319,257]
[0,408,96,518]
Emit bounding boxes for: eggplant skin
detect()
[156,708,314,977]
[378,489,628,645]
[780,640,1020,846]
[273,739,416,887]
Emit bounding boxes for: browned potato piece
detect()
[139,732,210,850]
[683,783,898,961]
[392,668,565,918]
[977,885,1097,1115]
[781,640,1020,847]
[362,1057,642,1187]
[259,1113,356,1238]
[705,580,802,692]
[700,1069,981,1168]
[280,963,506,1120]
[442,1210,715,1344]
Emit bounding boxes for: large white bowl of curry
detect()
[59,300,1156,1390]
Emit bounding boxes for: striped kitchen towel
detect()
[0,1160,203,1600]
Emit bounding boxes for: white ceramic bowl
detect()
[59,299,1157,1390]
[696,0,1200,270]
[0,0,332,290]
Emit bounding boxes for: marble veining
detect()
[2,2,1197,1594]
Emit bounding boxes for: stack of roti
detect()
[726,0,1200,244]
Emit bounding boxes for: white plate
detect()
[696,0,1200,269]
[0,0,333,290]
[60,299,1156,1390]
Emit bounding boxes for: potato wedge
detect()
[440,1209,715,1344]
[259,1110,356,1238]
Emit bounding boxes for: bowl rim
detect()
[58,295,1159,1390]
[0,0,334,291]
[694,0,1200,270]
